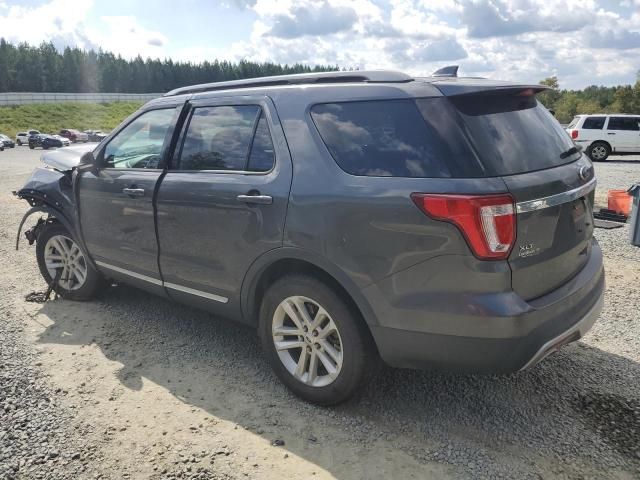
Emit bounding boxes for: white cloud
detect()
[0,0,168,59]
[0,0,638,88]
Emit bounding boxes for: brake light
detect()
[571,130,578,139]
[411,193,516,260]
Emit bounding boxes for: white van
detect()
[566,114,640,161]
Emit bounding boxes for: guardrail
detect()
[0,92,162,105]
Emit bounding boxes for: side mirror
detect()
[77,151,98,173]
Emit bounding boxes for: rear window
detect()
[311,95,577,178]
[567,117,580,129]
[582,117,606,129]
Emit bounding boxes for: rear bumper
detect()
[366,239,605,372]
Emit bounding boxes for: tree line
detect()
[0,39,337,94]
[538,75,640,123]
[1,39,639,124]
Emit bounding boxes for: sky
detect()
[0,0,639,89]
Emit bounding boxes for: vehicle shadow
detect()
[35,285,640,478]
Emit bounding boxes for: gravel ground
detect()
[1,148,639,479]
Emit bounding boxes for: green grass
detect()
[0,102,143,138]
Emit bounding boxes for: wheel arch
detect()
[241,248,379,330]
[589,140,612,152]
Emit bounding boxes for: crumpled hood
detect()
[41,143,95,171]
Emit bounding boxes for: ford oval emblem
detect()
[578,165,590,181]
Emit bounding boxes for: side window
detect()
[247,112,275,172]
[311,99,482,178]
[608,117,640,131]
[178,105,260,170]
[582,117,605,129]
[103,108,175,169]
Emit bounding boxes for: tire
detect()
[259,274,377,405]
[587,142,610,162]
[36,223,102,301]
[29,144,35,150]
[17,140,22,146]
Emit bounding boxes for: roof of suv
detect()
[575,113,639,117]
[156,69,548,104]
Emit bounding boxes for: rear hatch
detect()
[431,85,595,300]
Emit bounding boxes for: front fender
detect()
[14,167,96,269]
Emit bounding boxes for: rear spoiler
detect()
[429,80,551,97]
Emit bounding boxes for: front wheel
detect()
[17,140,22,146]
[587,142,610,162]
[259,275,377,405]
[36,223,102,301]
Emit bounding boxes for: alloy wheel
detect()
[43,235,88,291]
[591,145,607,160]
[272,295,344,387]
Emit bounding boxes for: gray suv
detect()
[17,68,604,405]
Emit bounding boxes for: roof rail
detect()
[432,65,459,77]
[164,70,413,97]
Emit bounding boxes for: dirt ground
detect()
[1,148,639,480]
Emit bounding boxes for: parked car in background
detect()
[84,130,108,142]
[28,134,66,150]
[60,129,89,143]
[566,114,640,161]
[16,69,604,405]
[51,134,71,147]
[16,130,40,146]
[0,134,15,148]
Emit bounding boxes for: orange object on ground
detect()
[608,190,632,216]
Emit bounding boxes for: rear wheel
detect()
[587,141,610,161]
[259,275,377,405]
[17,139,22,146]
[36,224,102,301]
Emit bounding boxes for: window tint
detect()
[311,99,484,178]
[446,95,577,176]
[103,108,175,169]
[247,113,275,172]
[178,105,260,170]
[607,116,640,131]
[582,117,606,129]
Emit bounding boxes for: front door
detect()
[77,106,181,292]
[155,96,292,315]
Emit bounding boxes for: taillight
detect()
[571,130,578,139]
[411,193,516,260]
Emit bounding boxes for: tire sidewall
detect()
[35,224,100,301]
[259,275,370,405]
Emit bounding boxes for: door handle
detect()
[122,187,145,197]
[237,194,273,205]
[607,132,616,135]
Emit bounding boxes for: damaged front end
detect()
[14,145,92,251]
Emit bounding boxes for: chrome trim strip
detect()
[95,261,228,304]
[519,292,603,371]
[164,282,229,304]
[515,177,596,214]
[95,261,163,286]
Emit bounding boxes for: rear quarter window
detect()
[310,99,485,178]
[582,117,606,129]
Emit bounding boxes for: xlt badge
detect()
[519,243,540,258]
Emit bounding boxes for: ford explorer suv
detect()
[567,114,640,161]
[16,68,604,405]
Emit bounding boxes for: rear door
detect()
[445,92,596,300]
[77,105,182,292]
[155,95,292,313]
[606,116,640,152]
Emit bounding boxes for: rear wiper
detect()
[560,145,583,159]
